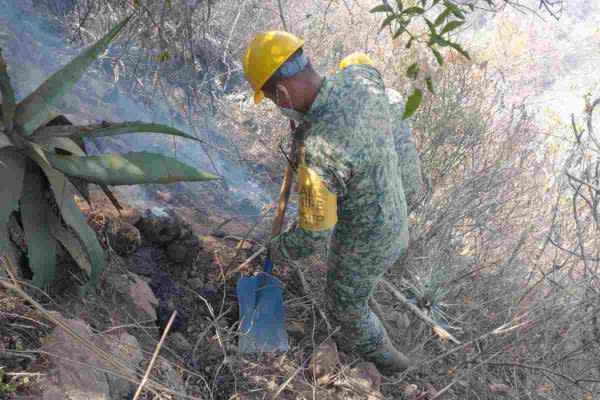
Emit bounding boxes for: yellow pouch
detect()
[297,147,337,231]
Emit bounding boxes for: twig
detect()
[132,311,177,400]
[276,0,288,31]
[381,280,462,344]
[227,247,266,277]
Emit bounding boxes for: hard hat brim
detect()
[253,90,265,104]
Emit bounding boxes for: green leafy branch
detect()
[370,0,475,119]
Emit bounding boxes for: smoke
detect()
[0,0,276,218]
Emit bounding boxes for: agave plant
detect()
[0,16,217,293]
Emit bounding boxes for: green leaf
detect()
[443,1,465,19]
[155,50,172,63]
[403,6,425,14]
[14,16,132,136]
[402,88,423,120]
[449,42,471,60]
[424,18,436,35]
[32,121,204,143]
[406,63,420,80]
[396,0,404,11]
[45,151,219,186]
[440,20,465,35]
[433,8,451,26]
[20,160,58,288]
[29,145,105,291]
[370,4,394,13]
[393,25,406,38]
[0,133,12,149]
[0,148,25,226]
[381,14,397,30]
[100,185,123,212]
[431,35,450,47]
[0,225,19,282]
[36,137,86,156]
[48,213,91,276]
[431,48,444,65]
[425,76,435,94]
[0,49,16,134]
[134,0,141,6]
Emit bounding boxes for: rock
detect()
[310,340,340,386]
[152,357,186,395]
[40,315,143,400]
[136,207,187,244]
[104,272,158,323]
[169,332,191,351]
[102,333,143,399]
[165,231,200,265]
[108,223,142,256]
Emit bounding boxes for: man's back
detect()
[386,88,424,208]
[302,64,409,261]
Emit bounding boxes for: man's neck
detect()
[295,71,324,113]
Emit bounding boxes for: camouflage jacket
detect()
[271,65,409,264]
[386,88,424,208]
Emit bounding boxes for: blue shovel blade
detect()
[237,259,289,353]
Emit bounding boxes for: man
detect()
[339,52,424,210]
[243,31,411,373]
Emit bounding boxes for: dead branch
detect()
[381,280,461,344]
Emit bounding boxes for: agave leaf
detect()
[100,185,123,212]
[0,49,16,134]
[28,144,105,291]
[36,137,86,156]
[32,121,204,143]
[0,148,26,226]
[47,213,91,275]
[0,225,19,279]
[20,160,58,288]
[14,16,132,136]
[45,151,219,186]
[35,137,91,206]
[0,132,13,149]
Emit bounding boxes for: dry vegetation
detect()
[1,0,599,399]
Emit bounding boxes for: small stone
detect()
[104,272,158,323]
[170,332,191,350]
[310,340,339,386]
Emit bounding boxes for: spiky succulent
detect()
[0,16,217,293]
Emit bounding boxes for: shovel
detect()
[237,121,299,353]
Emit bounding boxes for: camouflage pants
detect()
[324,228,407,356]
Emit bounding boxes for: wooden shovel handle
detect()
[271,120,299,237]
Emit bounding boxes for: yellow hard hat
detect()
[338,52,374,70]
[243,31,305,104]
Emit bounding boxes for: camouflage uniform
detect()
[386,88,424,208]
[270,64,414,365]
